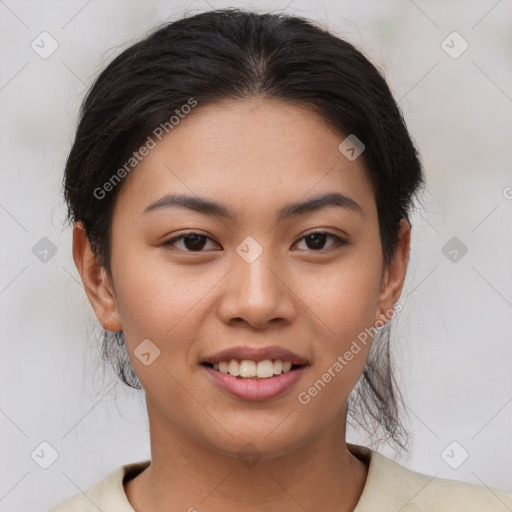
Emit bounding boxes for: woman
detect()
[50,8,512,511]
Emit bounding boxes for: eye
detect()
[162,232,219,252]
[292,231,346,251]
[162,231,346,253]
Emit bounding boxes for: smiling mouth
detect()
[200,360,305,380]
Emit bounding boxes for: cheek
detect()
[294,252,382,408]
[111,243,213,340]
[304,252,382,344]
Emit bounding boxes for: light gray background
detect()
[1,1,511,510]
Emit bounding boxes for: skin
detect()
[73,98,410,512]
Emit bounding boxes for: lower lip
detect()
[202,365,307,401]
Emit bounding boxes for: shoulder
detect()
[48,461,150,512]
[348,443,512,512]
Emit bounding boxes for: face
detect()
[74,98,409,459]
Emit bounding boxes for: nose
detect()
[217,246,296,329]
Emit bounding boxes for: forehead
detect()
[114,98,375,221]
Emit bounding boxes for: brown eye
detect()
[293,232,346,251]
[163,233,218,252]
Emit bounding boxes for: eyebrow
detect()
[143,191,362,222]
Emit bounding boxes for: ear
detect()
[72,222,122,332]
[374,218,410,325]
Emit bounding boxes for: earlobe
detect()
[72,222,122,331]
[375,219,410,325]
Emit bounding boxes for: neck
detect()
[125,400,368,512]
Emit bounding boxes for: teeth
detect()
[211,359,296,379]
[256,360,274,378]
[239,360,257,378]
[228,359,240,377]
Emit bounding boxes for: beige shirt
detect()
[49,443,512,511]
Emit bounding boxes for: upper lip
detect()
[202,345,309,365]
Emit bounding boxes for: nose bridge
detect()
[219,236,295,326]
[235,237,281,301]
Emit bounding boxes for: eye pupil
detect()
[306,233,327,250]
[184,234,207,251]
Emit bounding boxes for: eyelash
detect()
[162,231,347,253]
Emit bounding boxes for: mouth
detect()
[200,360,308,401]
[200,360,307,380]
[199,345,310,400]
